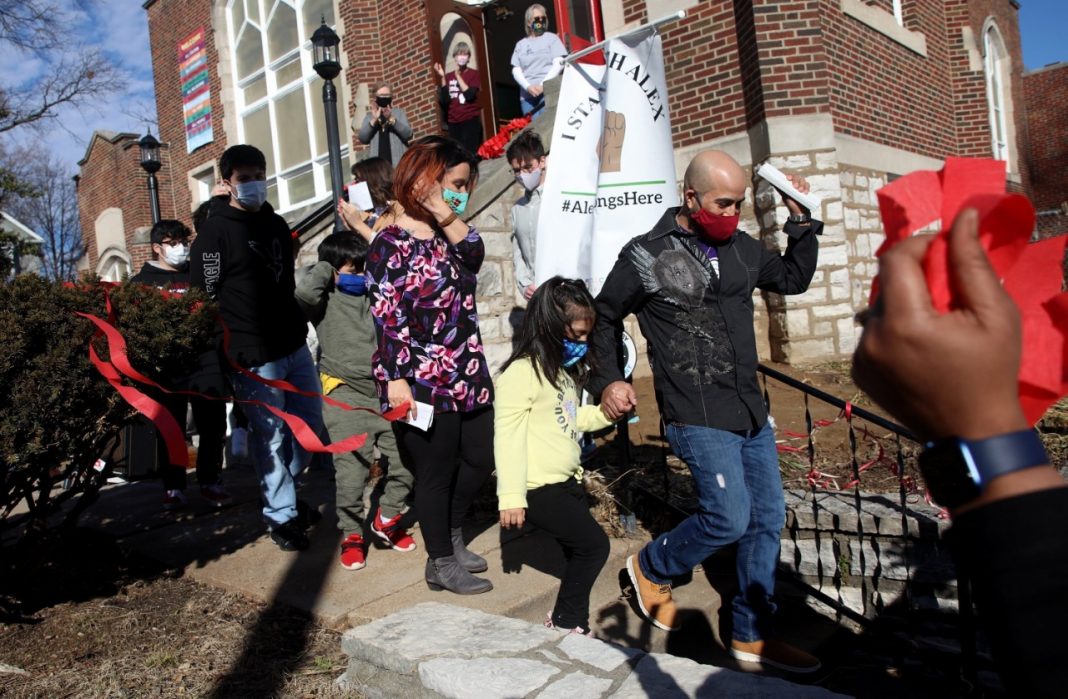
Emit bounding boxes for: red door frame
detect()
[553,0,605,63]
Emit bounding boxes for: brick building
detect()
[77,131,177,280]
[1024,61,1067,239]
[79,0,1037,365]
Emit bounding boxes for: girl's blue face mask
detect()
[562,338,588,367]
[442,187,469,215]
[337,272,367,296]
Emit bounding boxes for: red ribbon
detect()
[872,157,1068,424]
[79,295,411,466]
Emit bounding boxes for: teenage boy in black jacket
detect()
[190,144,323,552]
[589,150,821,673]
[131,219,231,511]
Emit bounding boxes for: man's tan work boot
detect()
[730,638,821,673]
[625,555,679,631]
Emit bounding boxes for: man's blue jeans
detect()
[230,346,323,527]
[639,421,785,642]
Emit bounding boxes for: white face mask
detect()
[161,243,190,267]
[517,168,542,191]
[456,55,469,67]
[233,180,268,210]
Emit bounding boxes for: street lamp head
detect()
[139,131,162,174]
[311,17,341,80]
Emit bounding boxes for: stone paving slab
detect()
[338,602,849,698]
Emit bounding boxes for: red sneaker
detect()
[370,508,417,552]
[339,533,367,570]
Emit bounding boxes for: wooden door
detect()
[425,1,495,140]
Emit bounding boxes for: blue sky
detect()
[1019,0,1068,70]
[3,1,1066,182]
[0,1,156,176]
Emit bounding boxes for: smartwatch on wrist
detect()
[918,429,1048,509]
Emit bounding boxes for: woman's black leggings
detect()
[395,407,494,559]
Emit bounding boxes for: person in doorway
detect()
[506,130,547,299]
[131,219,231,511]
[434,41,482,156]
[496,277,613,636]
[356,83,413,168]
[190,144,324,553]
[366,136,495,596]
[589,149,822,673]
[511,3,567,117]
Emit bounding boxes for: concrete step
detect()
[338,602,846,698]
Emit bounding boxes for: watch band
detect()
[955,429,1048,484]
[919,429,1049,509]
[788,213,810,223]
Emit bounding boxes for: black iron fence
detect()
[622,363,984,690]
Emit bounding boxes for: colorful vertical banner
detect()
[536,30,678,295]
[180,27,213,154]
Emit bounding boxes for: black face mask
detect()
[375,96,393,107]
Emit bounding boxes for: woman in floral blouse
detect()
[366,136,495,595]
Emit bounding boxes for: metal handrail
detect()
[757,363,916,442]
[290,200,334,240]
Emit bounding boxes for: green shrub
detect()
[0,275,216,540]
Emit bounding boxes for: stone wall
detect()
[840,166,888,311]
[779,490,958,619]
[757,149,856,363]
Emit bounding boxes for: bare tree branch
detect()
[5,149,83,281]
[0,0,60,51]
[0,49,125,134]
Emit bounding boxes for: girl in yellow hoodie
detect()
[495,277,614,635]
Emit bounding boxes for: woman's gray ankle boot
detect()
[425,555,493,594]
[451,527,488,573]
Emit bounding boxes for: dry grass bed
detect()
[0,533,351,699]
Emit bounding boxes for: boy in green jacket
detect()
[295,232,416,570]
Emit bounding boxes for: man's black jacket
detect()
[588,206,821,431]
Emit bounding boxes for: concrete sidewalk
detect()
[70,464,648,630]
[62,464,847,695]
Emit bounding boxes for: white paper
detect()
[347,181,374,211]
[755,162,821,214]
[401,401,435,432]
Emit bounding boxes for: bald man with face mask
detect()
[588,150,822,673]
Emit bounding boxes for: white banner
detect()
[536,31,678,295]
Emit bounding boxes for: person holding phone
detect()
[356,83,412,168]
[338,157,398,242]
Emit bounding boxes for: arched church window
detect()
[982,22,1013,167]
[226,0,349,213]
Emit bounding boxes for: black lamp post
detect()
[138,131,162,225]
[311,17,344,230]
